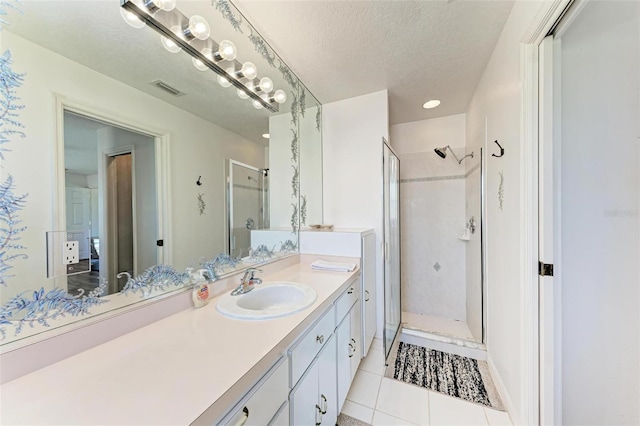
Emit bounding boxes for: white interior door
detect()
[65,187,90,260]
[539,3,640,424]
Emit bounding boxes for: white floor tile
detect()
[429,391,488,426]
[484,408,512,426]
[371,338,383,351]
[341,400,374,424]
[375,377,429,425]
[359,348,386,376]
[347,370,382,409]
[372,410,419,426]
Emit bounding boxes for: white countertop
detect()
[0,258,360,425]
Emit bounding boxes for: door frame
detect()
[519,1,574,424]
[54,94,172,280]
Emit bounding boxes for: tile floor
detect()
[341,338,512,426]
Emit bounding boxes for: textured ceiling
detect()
[235,0,514,125]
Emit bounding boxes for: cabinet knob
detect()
[347,287,354,294]
[365,290,370,301]
[316,335,325,344]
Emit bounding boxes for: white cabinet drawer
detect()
[335,279,360,325]
[220,358,289,426]
[289,305,335,387]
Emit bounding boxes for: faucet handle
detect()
[242,267,263,281]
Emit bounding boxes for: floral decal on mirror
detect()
[248,28,276,68]
[250,244,275,261]
[200,253,241,280]
[0,281,107,339]
[211,0,243,33]
[120,265,190,297]
[0,49,27,287]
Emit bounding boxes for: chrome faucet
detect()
[231,268,263,296]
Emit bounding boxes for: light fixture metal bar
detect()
[121,0,278,112]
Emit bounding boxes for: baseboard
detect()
[487,355,517,423]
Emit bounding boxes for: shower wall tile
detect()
[401,178,467,321]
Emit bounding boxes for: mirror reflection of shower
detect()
[227,160,269,258]
[434,145,474,164]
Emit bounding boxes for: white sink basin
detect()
[216,282,317,320]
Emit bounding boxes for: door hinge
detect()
[538,261,554,277]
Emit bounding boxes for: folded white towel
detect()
[311,260,356,272]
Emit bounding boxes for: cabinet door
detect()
[350,300,362,379]
[291,362,320,426]
[318,335,338,426]
[336,316,351,412]
[362,232,377,357]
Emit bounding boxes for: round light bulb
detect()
[218,40,237,61]
[192,48,213,71]
[217,75,232,87]
[120,8,145,29]
[161,35,180,53]
[218,67,234,88]
[158,0,176,11]
[240,62,258,80]
[258,77,273,92]
[188,15,210,40]
[237,89,250,100]
[252,100,264,110]
[273,89,287,104]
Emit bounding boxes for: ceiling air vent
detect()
[150,79,185,97]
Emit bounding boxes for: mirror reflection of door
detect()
[228,160,269,258]
[106,152,134,293]
[63,111,158,296]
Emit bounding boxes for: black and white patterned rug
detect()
[386,341,504,410]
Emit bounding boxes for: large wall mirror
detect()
[0,0,323,345]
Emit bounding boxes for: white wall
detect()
[323,90,389,339]
[1,31,264,303]
[465,1,549,421]
[558,2,639,423]
[390,115,468,323]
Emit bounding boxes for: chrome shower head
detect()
[434,146,448,159]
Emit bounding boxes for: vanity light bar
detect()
[120,0,279,113]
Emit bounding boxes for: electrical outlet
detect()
[63,241,79,265]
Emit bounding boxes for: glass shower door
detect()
[383,141,401,359]
[228,160,265,258]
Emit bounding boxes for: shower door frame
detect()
[226,159,265,257]
[382,138,402,360]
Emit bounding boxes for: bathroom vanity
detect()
[0,255,365,425]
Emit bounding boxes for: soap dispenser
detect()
[189,268,211,308]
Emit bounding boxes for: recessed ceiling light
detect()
[423,100,441,109]
[262,133,270,139]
